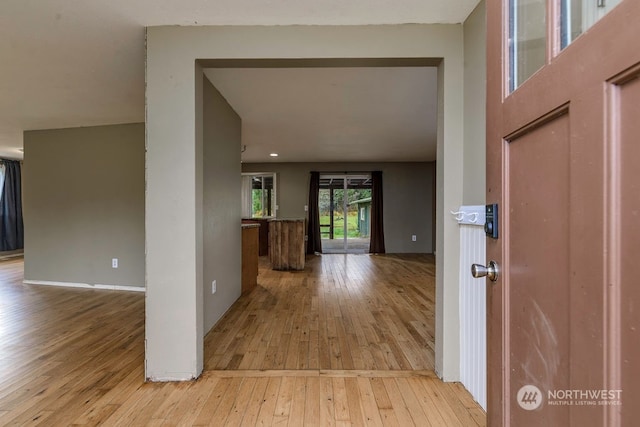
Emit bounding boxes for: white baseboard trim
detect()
[24,279,145,293]
[146,374,199,382]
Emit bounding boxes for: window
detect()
[241,172,276,218]
[509,0,623,91]
[509,0,546,91]
[561,0,622,49]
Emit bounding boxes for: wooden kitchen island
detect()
[268,218,305,270]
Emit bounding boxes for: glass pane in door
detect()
[510,0,547,91]
[319,187,331,240]
[319,176,346,253]
[561,0,622,49]
[319,174,371,253]
[332,184,346,250]
[345,179,372,254]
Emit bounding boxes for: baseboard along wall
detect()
[23,279,145,293]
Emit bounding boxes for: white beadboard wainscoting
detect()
[455,206,487,410]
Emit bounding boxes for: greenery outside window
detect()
[242,172,276,218]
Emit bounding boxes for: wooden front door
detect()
[486,0,640,425]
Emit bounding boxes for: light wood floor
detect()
[206,254,435,371]
[0,255,486,426]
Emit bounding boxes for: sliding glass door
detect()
[319,174,371,254]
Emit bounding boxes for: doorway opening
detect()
[148,53,462,386]
[319,173,371,254]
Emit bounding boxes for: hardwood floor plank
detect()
[407,377,457,426]
[369,377,393,410]
[308,329,320,369]
[381,378,418,427]
[220,377,257,426]
[71,403,120,426]
[318,377,336,427]
[255,377,281,426]
[394,378,433,427]
[356,377,385,426]
[331,377,350,423]
[437,382,487,427]
[70,368,143,423]
[273,376,295,420]
[0,375,53,410]
[164,379,217,426]
[344,377,365,426]
[115,383,173,427]
[445,382,487,426]
[0,255,486,426]
[146,383,194,423]
[378,408,402,427]
[335,318,354,370]
[241,376,270,426]
[287,376,307,426]
[205,377,244,427]
[98,383,169,427]
[191,377,233,426]
[303,376,321,427]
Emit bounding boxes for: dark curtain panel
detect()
[0,160,24,251]
[369,170,386,254]
[306,171,322,254]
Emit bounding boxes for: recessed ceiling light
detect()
[269,153,279,157]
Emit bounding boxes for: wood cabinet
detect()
[241,218,269,256]
[241,224,259,295]
[268,219,305,270]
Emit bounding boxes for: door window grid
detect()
[561,0,622,49]
[509,0,623,93]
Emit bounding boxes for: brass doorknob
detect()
[471,261,499,282]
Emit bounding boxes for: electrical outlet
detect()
[411,235,417,242]
[112,258,118,268]
[212,280,217,294]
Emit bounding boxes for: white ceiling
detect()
[205,67,438,162]
[0,0,480,161]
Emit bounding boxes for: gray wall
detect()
[463,1,487,205]
[203,75,242,333]
[242,162,435,253]
[146,24,464,381]
[23,123,145,287]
